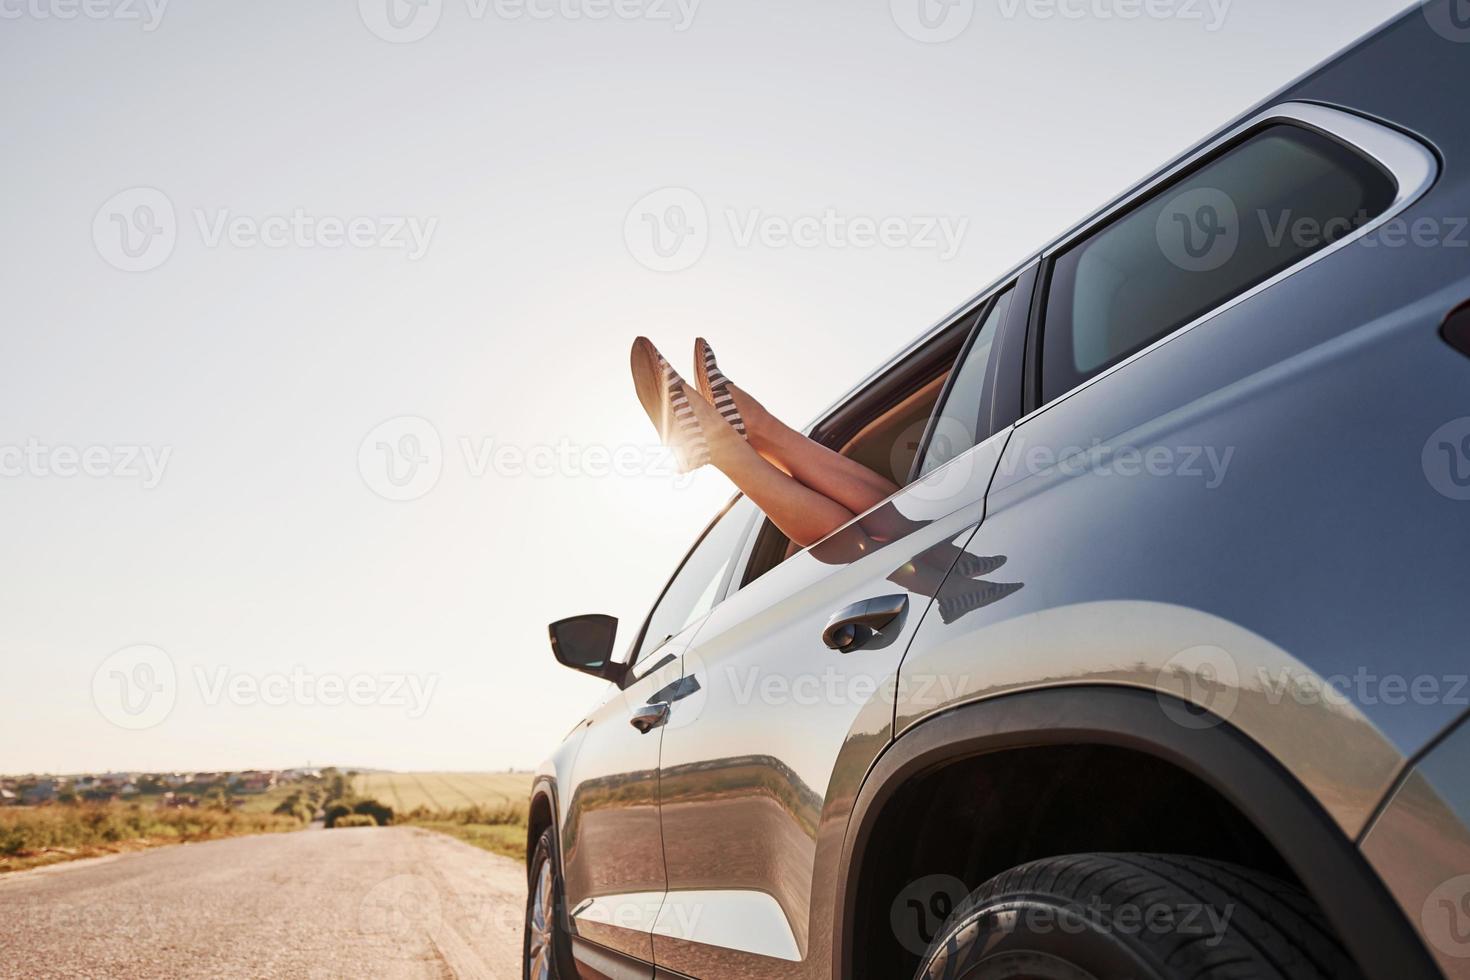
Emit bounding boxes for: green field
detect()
[352,771,531,812]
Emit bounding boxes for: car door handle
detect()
[630,702,670,733]
[822,594,909,652]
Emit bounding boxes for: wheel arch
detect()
[833,685,1437,980]
[527,777,558,873]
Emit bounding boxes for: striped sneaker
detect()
[693,338,748,439]
[631,337,710,474]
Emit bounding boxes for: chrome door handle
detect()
[630,702,670,733]
[822,594,909,652]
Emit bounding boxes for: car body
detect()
[528,5,1470,979]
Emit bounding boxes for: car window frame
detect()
[912,261,1038,481]
[623,496,757,681]
[1021,101,1437,418]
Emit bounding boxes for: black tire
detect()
[915,853,1363,980]
[522,826,574,980]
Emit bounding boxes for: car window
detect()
[917,286,1014,476]
[1042,124,1396,402]
[633,502,752,665]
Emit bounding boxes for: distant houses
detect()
[0,768,315,806]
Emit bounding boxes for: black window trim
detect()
[910,259,1038,482]
[1019,100,1437,419]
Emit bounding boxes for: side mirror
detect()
[548,614,627,685]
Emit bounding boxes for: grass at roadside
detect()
[397,800,530,862]
[0,803,306,874]
[410,821,526,860]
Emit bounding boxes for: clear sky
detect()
[0,0,1414,774]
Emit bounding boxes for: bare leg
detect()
[685,391,856,548]
[723,382,900,516]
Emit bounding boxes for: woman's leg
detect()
[722,382,900,516]
[686,390,857,548]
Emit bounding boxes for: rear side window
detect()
[918,286,1014,476]
[1042,124,1396,401]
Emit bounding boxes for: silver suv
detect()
[525,6,1470,979]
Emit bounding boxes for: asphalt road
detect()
[0,826,528,979]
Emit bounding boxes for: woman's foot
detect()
[693,337,777,451]
[630,337,712,474]
[693,337,747,439]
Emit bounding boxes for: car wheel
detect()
[523,826,573,980]
[914,852,1362,980]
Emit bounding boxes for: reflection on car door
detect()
[649,433,1010,979]
[558,499,755,963]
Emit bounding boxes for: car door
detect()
[557,498,755,964]
[647,281,1029,980]
[892,104,1447,844]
